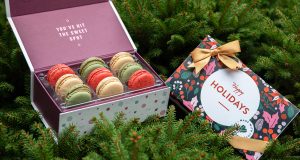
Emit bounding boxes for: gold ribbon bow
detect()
[188,40,242,74]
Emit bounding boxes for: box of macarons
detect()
[5,0,170,136]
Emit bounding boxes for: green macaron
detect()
[80,57,107,79]
[118,62,143,83]
[65,84,92,106]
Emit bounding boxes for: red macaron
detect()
[87,67,113,90]
[47,64,75,87]
[128,69,155,90]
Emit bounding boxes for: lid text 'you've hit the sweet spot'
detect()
[56,22,88,42]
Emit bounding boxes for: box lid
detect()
[5,0,136,70]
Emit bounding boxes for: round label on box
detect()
[235,119,255,138]
[201,69,260,126]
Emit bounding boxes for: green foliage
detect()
[0,106,241,159]
[263,135,300,159]
[21,123,57,160]
[0,3,29,104]
[84,107,239,160]
[0,0,299,159]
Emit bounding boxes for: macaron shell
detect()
[47,64,75,86]
[55,74,83,98]
[81,62,106,79]
[80,57,105,73]
[96,77,124,98]
[128,69,155,90]
[65,92,92,106]
[65,84,92,106]
[87,68,113,90]
[80,57,106,78]
[118,63,143,83]
[111,56,135,75]
[110,52,132,67]
[110,52,135,74]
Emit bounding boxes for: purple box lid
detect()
[6,0,135,70]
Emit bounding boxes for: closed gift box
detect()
[5,0,170,136]
[166,36,299,159]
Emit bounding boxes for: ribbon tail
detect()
[193,56,211,74]
[229,136,269,153]
[218,55,241,70]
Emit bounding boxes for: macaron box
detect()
[5,0,170,135]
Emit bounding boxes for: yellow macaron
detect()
[55,74,83,99]
[110,52,135,75]
[96,76,124,98]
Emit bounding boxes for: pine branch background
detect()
[0,0,299,159]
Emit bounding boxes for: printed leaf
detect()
[182,96,199,111]
[287,107,295,118]
[203,61,216,75]
[213,123,221,131]
[239,125,247,133]
[191,96,199,107]
[181,72,192,79]
[272,96,279,101]
[255,119,264,131]
[194,88,199,95]
[183,100,194,111]
[254,152,262,160]
[246,152,262,160]
[258,103,264,110]
[262,111,279,129]
[279,103,285,113]
[245,154,255,160]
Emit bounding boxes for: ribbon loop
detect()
[188,40,242,74]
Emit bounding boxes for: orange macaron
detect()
[87,68,113,90]
[128,69,155,90]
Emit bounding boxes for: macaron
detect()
[65,84,92,106]
[110,52,135,75]
[118,62,143,83]
[55,74,83,98]
[128,69,155,90]
[47,64,75,87]
[96,77,124,98]
[80,57,107,79]
[87,68,113,90]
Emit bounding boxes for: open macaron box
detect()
[5,0,170,136]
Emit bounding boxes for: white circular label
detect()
[201,69,260,126]
[235,119,255,138]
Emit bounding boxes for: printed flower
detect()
[173,72,180,79]
[172,81,183,91]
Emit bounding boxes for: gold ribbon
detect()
[229,136,269,153]
[188,40,242,74]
